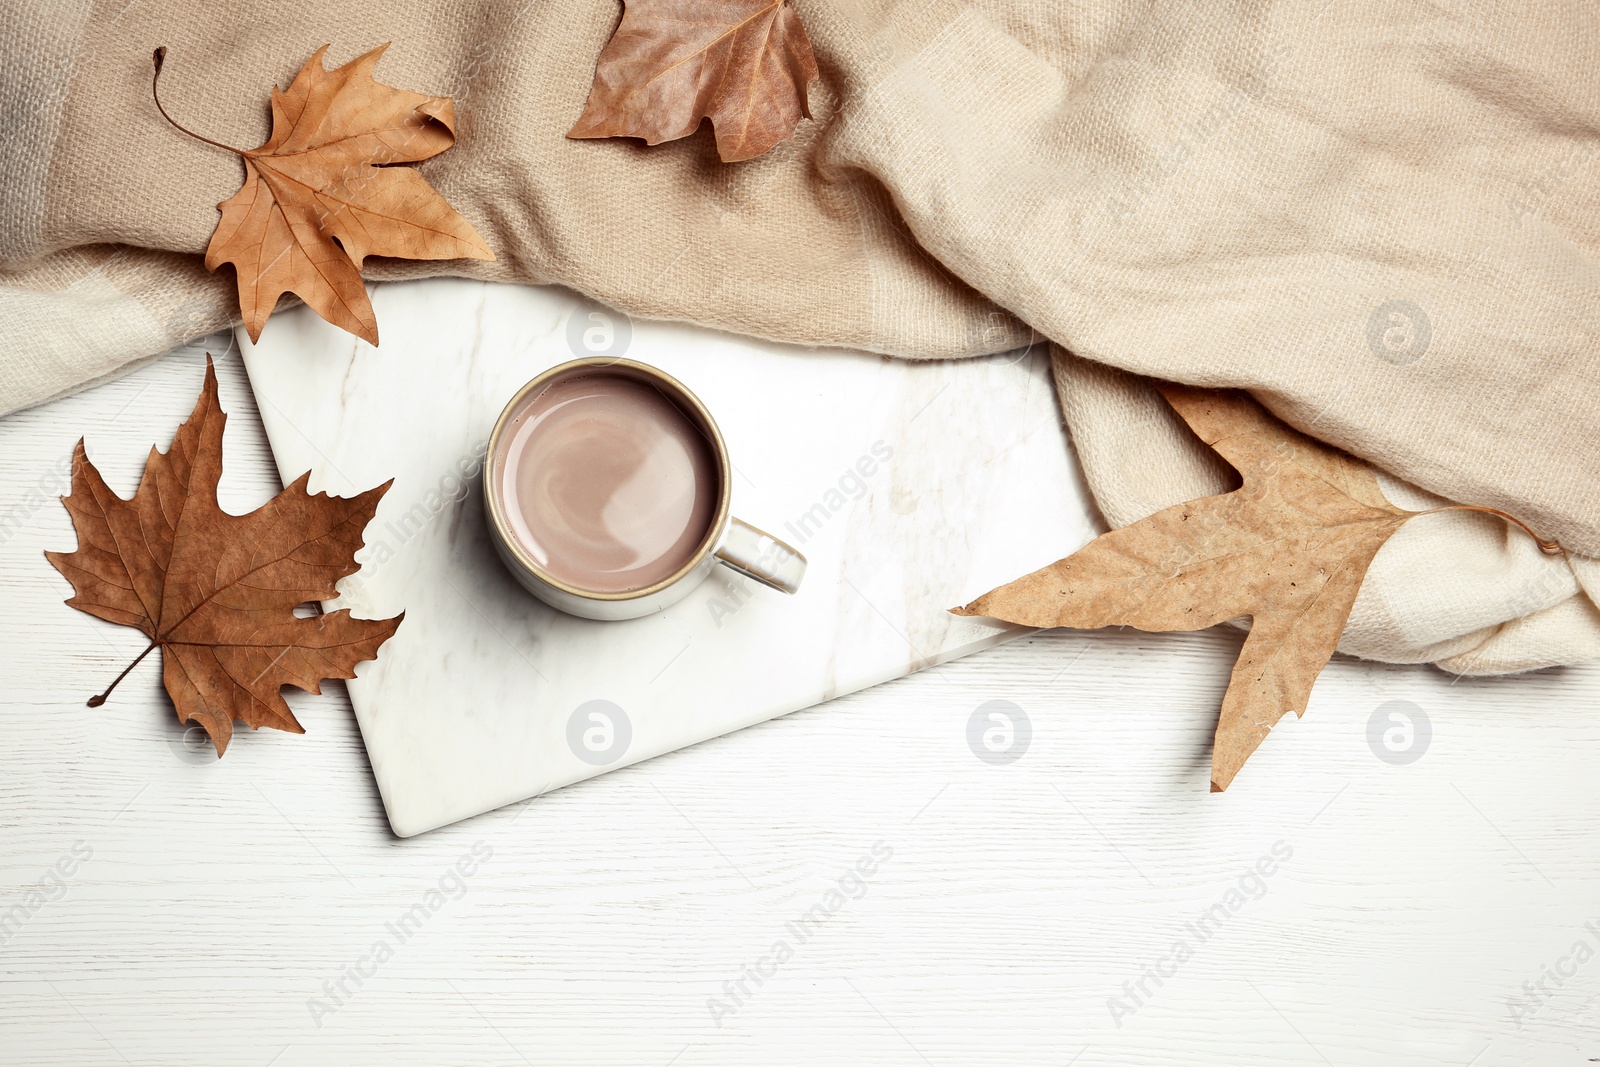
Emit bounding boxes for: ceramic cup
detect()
[484,357,807,621]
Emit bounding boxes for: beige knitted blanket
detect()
[5,0,1599,672]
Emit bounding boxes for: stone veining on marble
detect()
[240,279,1099,836]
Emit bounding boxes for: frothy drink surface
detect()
[495,372,719,593]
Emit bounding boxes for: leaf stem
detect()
[1428,504,1563,556]
[151,46,245,156]
[89,641,159,708]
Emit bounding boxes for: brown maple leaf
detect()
[46,357,402,756]
[568,0,820,162]
[152,45,494,345]
[954,385,1559,792]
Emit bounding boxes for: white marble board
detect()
[239,278,1098,836]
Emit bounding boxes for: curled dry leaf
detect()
[568,0,820,162]
[47,357,402,756]
[954,385,1559,792]
[153,44,494,345]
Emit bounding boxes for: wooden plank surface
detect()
[2,338,1597,1066]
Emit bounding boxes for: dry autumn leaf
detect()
[954,385,1559,792]
[47,357,402,756]
[152,44,494,345]
[568,0,820,162]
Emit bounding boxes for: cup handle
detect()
[715,517,807,595]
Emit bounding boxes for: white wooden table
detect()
[2,336,1597,1066]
